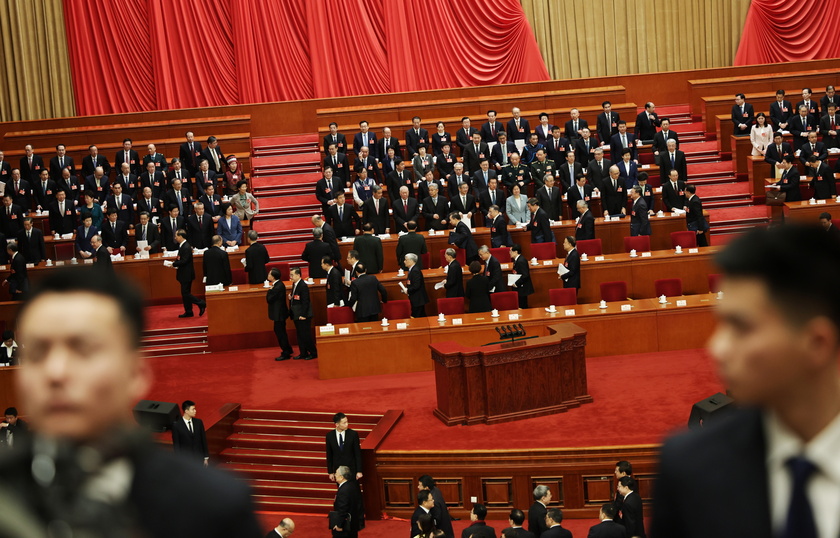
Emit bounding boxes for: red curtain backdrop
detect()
[63,0,550,116]
[734,0,840,65]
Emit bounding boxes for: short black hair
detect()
[601,503,617,519]
[819,212,832,220]
[417,488,433,505]
[356,263,366,274]
[4,407,17,416]
[333,412,346,424]
[181,400,195,412]
[686,184,697,194]
[565,235,576,247]
[419,475,436,489]
[616,460,633,475]
[509,508,525,525]
[321,256,332,266]
[19,267,145,347]
[511,244,522,255]
[1,330,13,341]
[546,508,563,524]
[716,225,840,331]
[619,476,637,490]
[472,503,487,520]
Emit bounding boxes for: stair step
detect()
[249,495,334,513]
[221,463,327,482]
[252,134,319,149]
[248,480,336,499]
[259,194,319,209]
[141,333,207,346]
[140,342,208,357]
[251,153,322,167]
[142,325,207,338]
[240,409,383,423]
[221,448,325,466]
[252,217,314,233]
[233,418,374,436]
[227,433,326,450]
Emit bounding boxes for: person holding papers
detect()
[478,245,502,294]
[561,236,580,289]
[441,248,464,298]
[402,253,428,317]
[509,244,533,309]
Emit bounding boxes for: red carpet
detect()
[144,304,208,331]
[145,345,722,450]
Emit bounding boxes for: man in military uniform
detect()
[501,152,531,193]
[529,148,556,189]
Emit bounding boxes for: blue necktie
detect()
[782,456,818,538]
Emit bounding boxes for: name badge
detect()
[130,159,136,164]
[34,165,40,170]
[293,295,300,300]
[71,185,77,189]
[121,205,127,210]
[338,142,344,147]
[419,138,425,143]
[46,190,52,195]
[518,128,524,133]
[10,214,16,219]
[338,163,343,168]
[155,162,161,167]
[743,113,749,118]
[479,153,484,158]
[782,107,788,112]
[65,210,72,215]
[364,186,370,190]
[679,191,684,196]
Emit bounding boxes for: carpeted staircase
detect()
[220,409,383,513]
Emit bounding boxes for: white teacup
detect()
[581,253,589,261]
[599,300,607,308]
[548,305,556,312]
[438,313,445,321]
[659,295,667,304]
[491,309,499,317]
[381,318,389,326]
[630,249,637,257]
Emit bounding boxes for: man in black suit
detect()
[328,192,359,239]
[100,210,129,255]
[658,139,687,185]
[473,159,498,197]
[201,136,225,175]
[543,508,571,538]
[114,162,139,195]
[507,108,531,146]
[448,212,479,262]
[57,168,82,205]
[684,184,709,247]
[575,201,595,241]
[202,235,231,286]
[651,118,680,165]
[171,229,206,318]
[769,89,793,130]
[323,144,350,187]
[526,198,554,244]
[404,118,427,157]
[85,167,110,203]
[821,84,839,113]
[447,162,471,199]
[321,257,344,307]
[610,121,638,163]
[171,399,209,465]
[820,102,840,149]
[396,220,427,270]
[491,131,518,170]
[544,126,572,166]
[478,245,502,294]
[137,186,163,221]
[661,169,687,213]
[105,182,134,225]
[461,503,495,538]
[436,142,458,179]
[8,169,32,211]
[529,485,552,537]
[187,202,214,249]
[574,128,599,166]
[731,93,755,136]
[377,127,402,162]
[634,102,660,143]
[116,138,143,176]
[81,145,110,178]
[402,253,428,317]
[353,121,378,160]
[4,269,262,537]
[588,504,626,538]
[422,182,449,231]
[332,466,364,538]
[19,144,46,182]
[142,143,167,173]
[479,177,506,221]
[326,412,363,481]
[411,489,437,538]
[393,186,419,233]
[557,152,583,192]
[49,190,76,236]
[160,206,185,252]
[179,131,203,175]
[195,160,218,194]
[567,175,594,213]
[134,211,161,254]
[509,244,534,308]
[456,117,479,156]
[301,227,334,278]
[629,187,651,237]
[353,224,384,274]
[49,144,75,181]
[480,109,505,145]
[616,477,645,537]
[652,225,840,538]
[4,242,27,298]
[463,132,490,175]
[564,108,588,142]
[561,236,580,289]
[17,217,45,264]
[535,175,562,221]
[347,263,387,322]
[771,156,801,202]
[808,155,837,200]
[450,181,476,224]
[244,230,270,284]
[764,131,793,180]
[799,131,828,177]
[266,267,293,361]
[0,151,11,182]
[91,235,112,272]
[164,178,193,217]
[75,214,97,258]
[596,101,621,146]
[199,183,222,220]
[288,267,316,359]
[796,87,820,124]
[586,149,612,192]
[386,159,414,202]
[502,509,536,538]
[789,104,817,142]
[354,146,380,184]
[167,158,192,196]
[442,248,464,297]
[324,122,348,154]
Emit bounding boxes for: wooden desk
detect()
[316,294,719,379]
[0,366,20,410]
[784,198,840,222]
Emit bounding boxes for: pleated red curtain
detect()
[734,0,840,65]
[63,0,550,116]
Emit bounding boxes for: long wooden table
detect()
[315,293,719,379]
[206,246,719,353]
[784,198,840,222]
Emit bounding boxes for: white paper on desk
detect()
[40,210,49,216]
[136,240,148,251]
[225,246,239,252]
[162,250,178,258]
[507,274,521,286]
[557,264,569,276]
[672,209,686,215]
[135,251,149,259]
[434,281,445,290]
[378,234,391,239]
[61,233,74,239]
[398,282,407,292]
[398,231,407,236]
[341,236,355,243]
[109,254,123,262]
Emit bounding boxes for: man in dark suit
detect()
[456,117,479,156]
[448,212,479,262]
[567,175,594,213]
[116,138,142,177]
[114,162,139,195]
[353,121,378,159]
[19,145,46,182]
[769,89,793,130]
[629,187,651,237]
[392,187,419,233]
[651,118,680,164]
[404,118,427,157]
[288,267,316,359]
[201,136,225,175]
[526,198,554,244]
[796,87,820,124]
[142,144,167,173]
[134,211,161,254]
[564,108,588,142]
[529,485,552,537]
[799,131,828,177]
[199,184,222,220]
[543,508,571,538]
[100,210,129,255]
[323,145,350,187]
[331,466,364,538]
[658,140,687,185]
[510,244,534,308]
[652,225,840,538]
[202,235,231,286]
[557,152,583,192]
[16,218,45,265]
[325,412,363,480]
[731,93,755,136]
[461,503,495,538]
[442,248,464,297]
[4,243,27,298]
[491,132,518,170]
[473,159,498,197]
[167,158,192,196]
[478,246,502,294]
[244,230,270,284]
[634,102,660,143]
[436,142,458,179]
[194,160,217,194]
[422,183,449,231]
[179,131,203,175]
[684,184,709,247]
[544,127,572,166]
[160,206,185,252]
[328,192,359,239]
[573,129,598,165]
[33,169,57,210]
[411,489,437,538]
[56,168,82,205]
[105,182,134,225]
[450,181,476,224]
[463,133,490,175]
[575,201,595,241]
[49,144,75,181]
[808,155,837,200]
[447,163,472,199]
[396,221,427,270]
[507,108,531,146]
[479,178,506,220]
[596,101,621,146]
[377,127,402,162]
[0,151,11,181]
[164,178,193,217]
[91,235,112,272]
[764,131,793,180]
[324,122,348,154]
[772,156,801,202]
[588,504,626,538]
[347,263,387,322]
[319,257,344,307]
[137,186,163,221]
[386,160,414,202]
[535,175,562,221]
[81,145,111,178]
[353,224,383,274]
[821,84,839,113]
[8,169,32,211]
[502,509,536,538]
[85,167,110,203]
[610,122,638,163]
[301,228,334,278]
[187,202,214,249]
[789,104,817,142]
[586,149,612,191]
[820,102,840,149]
[662,169,687,213]
[171,229,206,318]
[48,190,76,236]
[561,236,580,289]
[266,267,293,361]
[354,146,380,184]
[480,109,505,145]
[616,477,645,538]
[171,400,209,465]
[402,253,428,317]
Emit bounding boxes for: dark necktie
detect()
[338,205,343,220]
[60,157,63,168]
[671,154,675,168]
[782,456,818,538]
[188,420,193,434]
[339,432,344,450]
[141,225,146,241]
[491,190,495,204]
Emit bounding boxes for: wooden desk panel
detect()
[0,366,20,410]
[784,199,840,222]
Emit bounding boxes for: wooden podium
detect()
[430,323,592,426]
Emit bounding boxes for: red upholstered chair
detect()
[420,252,430,269]
[600,281,628,302]
[708,273,721,293]
[266,262,285,278]
[437,297,465,315]
[382,299,411,320]
[489,247,511,263]
[623,235,651,253]
[439,248,465,267]
[54,242,75,261]
[576,238,602,256]
[530,242,556,260]
[549,288,577,306]
[326,306,355,325]
[654,278,683,297]
[491,291,519,311]
[231,268,247,285]
[670,231,697,249]
[833,219,840,229]
[271,262,292,281]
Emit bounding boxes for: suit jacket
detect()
[658,150,688,183]
[217,215,243,246]
[405,264,428,308]
[404,129,428,156]
[449,192,477,217]
[75,224,99,254]
[484,255,503,293]
[362,197,389,235]
[775,166,801,201]
[416,178,442,202]
[101,220,129,249]
[48,199,76,235]
[328,202,359,239]
[431,131,454,155]
[171,417,209,460]
[201,146,225,174]
[573,137,598,165]
[323,266,343,306]
[545,137,572,164]
[461,521,496,538]
[81,154,111,178]
[564,118,589,141]
[105,193,134,224]
[354,156,380,183]
[617,160,639,189]
[49,155,75,180]
[17,228,45,263]
[244,242,269,284]
[795,98,820,123]
[353,233,383,274]
[142,152,167,171]
[57,175,82,203]
[353,132,378,159]
[84,175,109,202]
[9,178,32,210]
[575,210,595,240]
[789,114,817,139]
[179,141,203,172]
[534,123,555,145]
[195,170,218,192]
[799,140,828,167]
[820,94,840,114]
[587,520,627,538]
[93,244,112,270]
[463,142,490,174]
[113,173,139,194]
[731,102,755,134]
[619,491,646,537]
[511,255,534,296]
[601,176,626,215]
[562,248,580,289]
[596,111,621,145]
[769,99,793,127]
[289,279,312,319]
[203,246,232,286]
[392,197,419,232]
[302,240,333,278]
[472,169,498,196]
[586,158,612,191]
[377,137,402,161]
[630,198,651,236]
[448,221,478,261]
[480,121,506,144]
[526,208,554,243]
[137,196,163,219]
[0,160,10,182]
[333,480,365,533]
[173,241,195,283]
[115,149,142,176]
[167,169,192,191]
[447,173,472,198]
[456,126,479,155]
[164,189,193,217]
[323,132,348,153]
[652,130,680,153]
[387,170,415,201]
[422,195,449,231]
[634,111,660,141]
[557,162,583,192]
[410,507,435,538]
[685,194,709,233]
[543,526,572,538]
[199,194,222,218]
[19,154,45,181]
[610,132,638,162]
[161,215,186,252]
[436,151,458,179]
[465,274,492,313]
[567,184,594,212]
[135,221,161,253]
[266,280,289,320]
[187,213,214,249]
[528,501,549,537]
[662,180,687,212]
[535,185,562,221]
[444,259,464,298]
[323,153,350,184]
[32,178,57,208]
[140,171,167,198]
[812,162,837,199]
[490,141,518,169]
[348,273,388,318]
[819,114,840,148]
[396,232,427,270]
[479,188,506,216]
[507,118,531,141]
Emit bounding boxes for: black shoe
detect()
[293,354,305,360]
[178,313,194,318]
[198,303,206,317]
[275,355,291,361]
[304,355,317,360]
